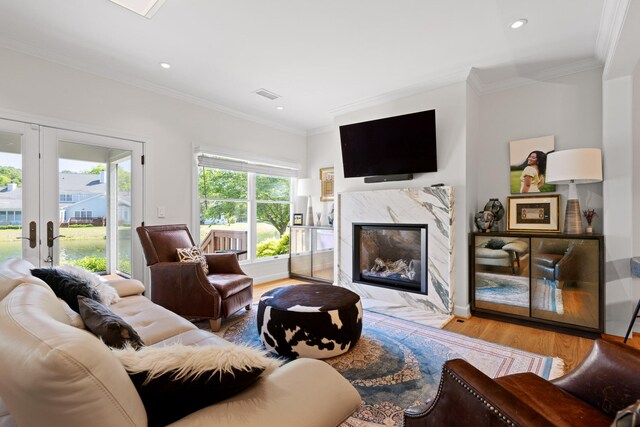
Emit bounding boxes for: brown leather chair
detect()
[404,339,640,426]
[136,224,253,331]
[532,239,598,289]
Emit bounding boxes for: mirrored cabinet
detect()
[289,226,334,283]
[470,232,604,337]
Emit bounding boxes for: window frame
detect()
[194,152,297,263]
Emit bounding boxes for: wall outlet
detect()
[157,206,166,218]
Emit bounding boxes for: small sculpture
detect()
[483,198,505,232]
[474,211,495,233]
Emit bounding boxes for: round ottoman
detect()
[257,284,362,359]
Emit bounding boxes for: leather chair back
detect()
[137,224,196,266]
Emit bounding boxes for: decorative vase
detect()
[484,198,504,232]
[586,226,593,233]
[474,211,495,233]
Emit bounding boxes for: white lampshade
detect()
[297,178,320,197]
[546,148,603,184]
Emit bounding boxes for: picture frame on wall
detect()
[293,213,303,226]
[319,167,335,202]
[509,135,557,194]
[506,195,560,232]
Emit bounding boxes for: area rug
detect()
[475,272,564,314]
[213,308,564,427]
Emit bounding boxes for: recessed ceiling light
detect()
[276,106,285,111]
[159,62,171,69]
[510,19,528,29]
[109,0,167,18]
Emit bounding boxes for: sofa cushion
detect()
[78,296,145,349]
[0,259,50,301]
[31,268,101,312]
[112,343,280,427]
[58,298,85,328]
[107,278,146,297]
[109,295,198,345]
[177,246,209,275]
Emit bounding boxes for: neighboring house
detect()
[0,173,131,226]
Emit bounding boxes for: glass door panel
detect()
[290,226,311,277]
[473,235,530,317]
[312,228,334,281]
[530,238,600,328]
[0,120,39,266]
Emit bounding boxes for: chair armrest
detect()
[553,339,640,418]
[404,359,554,427]
[204,253,247,275]
[149,262,222,318]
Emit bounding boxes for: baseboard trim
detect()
[454,304,471,318]
[253,272,289,285]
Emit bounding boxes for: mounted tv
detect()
[339,109,437,179]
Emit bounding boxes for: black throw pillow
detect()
[77,296,144,350]
[485,239,506,250]
[31,268,101,312]
[112,344,279,427]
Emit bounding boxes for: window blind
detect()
[197,154,298,178]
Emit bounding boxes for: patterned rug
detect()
[213,308,564,427]
[475,272,564,314]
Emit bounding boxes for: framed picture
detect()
[507,195,560,232]
[319,167,335,202]
[509,135,556,194]
[293,213,303,226]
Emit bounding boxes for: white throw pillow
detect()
[56,264,122,306]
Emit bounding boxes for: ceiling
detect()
[0,0,611,133]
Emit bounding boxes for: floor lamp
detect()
[297,178,320,226]
[546,148,603,234]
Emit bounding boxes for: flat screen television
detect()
[339,109,437,178]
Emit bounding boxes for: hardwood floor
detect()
[254,278,640,373]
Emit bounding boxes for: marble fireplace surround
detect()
[337,187,454,318]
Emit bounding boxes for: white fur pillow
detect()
[56,264,121,306]
[112,343,281,425]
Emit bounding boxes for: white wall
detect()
[0,46,306,283]
[332,82,470,316]
[477,68,604,226]
[305,130,337,225]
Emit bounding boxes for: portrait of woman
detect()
[509,136,556,194]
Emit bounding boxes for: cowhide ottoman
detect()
[257,284,363,359]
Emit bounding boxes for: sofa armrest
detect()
[167,358,361,427]
[204,253,247,275]
[105,278,145,297]
[553,339,640,418]
[404,359,554,427]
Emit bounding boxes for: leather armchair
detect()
[404,339,640,426]
[136,224,253,331]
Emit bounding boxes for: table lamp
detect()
[297,178,320,226]
[545,148,603,234]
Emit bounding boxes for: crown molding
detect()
[306,125,336,137]
[466,68,484,97]
[328,68,471,118]
[599,0,636,79]
[470,58,603,96]
[0,37,307,136]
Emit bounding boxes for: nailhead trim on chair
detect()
[405,364,515,425]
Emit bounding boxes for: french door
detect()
[0,118,144,279]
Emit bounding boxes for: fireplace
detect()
[352,223,427,295]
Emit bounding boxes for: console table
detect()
[470,232,604,338]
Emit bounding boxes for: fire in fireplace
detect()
[352,223,427,294]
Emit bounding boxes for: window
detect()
[59,194,72,202]
[197,153,297,260]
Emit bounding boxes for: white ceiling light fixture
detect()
[276,106,285,110]
[510,19,528,29]
[108,0,167,18]
[159,62,171,69]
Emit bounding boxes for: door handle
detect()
[15,221,37,248]
[47,221,65,247]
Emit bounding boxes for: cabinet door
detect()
[312,228,334,281]
[473,235,530,317]
[290,227,312,277]
[530,238,600,328]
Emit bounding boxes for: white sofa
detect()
[0,259,361,427]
